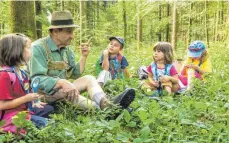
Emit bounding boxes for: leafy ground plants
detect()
[1,43,229,142]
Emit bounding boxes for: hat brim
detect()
[188,50,203,58]
[109,37,118,41]
[48,24,79,29]
[109,37,124,47]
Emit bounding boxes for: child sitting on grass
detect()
[97,36,130,86]
[144,42,179,96]
[179,41,212,89]
[0,34,53,134]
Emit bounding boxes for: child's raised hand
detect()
[32,101,47,108]
[103,49,109,57]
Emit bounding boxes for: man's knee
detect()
[83,75,96,82]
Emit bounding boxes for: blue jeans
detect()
[32,104,54,118]
[31,104,54,129]
[31,115,48,129]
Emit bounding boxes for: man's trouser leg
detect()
[41,75,106,110]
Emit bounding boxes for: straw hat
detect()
[49,10,79,29]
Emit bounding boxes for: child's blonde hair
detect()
[200,50,209,63]
[153,42,174,64]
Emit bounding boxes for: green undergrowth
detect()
[1,42,229,143]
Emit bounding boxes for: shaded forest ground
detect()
[1,41,229,143]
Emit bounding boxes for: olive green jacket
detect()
[29,35,80,95]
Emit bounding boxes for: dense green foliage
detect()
[0,0,229,142]
[1,42,229,142]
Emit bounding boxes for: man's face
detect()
[56,28,75,47]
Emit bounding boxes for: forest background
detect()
[1,1,229,143]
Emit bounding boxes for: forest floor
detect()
[1,42,229,143]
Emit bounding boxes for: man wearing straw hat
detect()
[29,10,135,110]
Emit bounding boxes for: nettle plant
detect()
[1,43,229,142]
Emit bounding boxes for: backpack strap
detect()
[191,59,202,73]
[151,63,158,81]
[40,38,74,78]
[41,38,69,71]
[164,64,172,76]
[151,63,173,81]
[117,54,123,63]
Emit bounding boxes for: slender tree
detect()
[80,0,84,45]
[158,4,162,41]
[227,0,229,48]
[35,1,42,38]
[188,2,193,44]
[205,0,210,48]
[137,0,142,51]
[166,3,170,42]
[123,1,127,43]
[171,1,177,49]
[10,1,36,40]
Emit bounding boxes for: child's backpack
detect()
[95,54,123,76]
[137,66,149,80]
[0,66,29,121]
[151,63,172,81]
[0,67,16,121]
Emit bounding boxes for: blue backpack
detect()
[151,63,173,81]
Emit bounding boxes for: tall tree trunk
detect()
[158,4,162,41]
[35,1,42,38]
[166,3,170,42]
[171,1,177,50]
[188,2,193,45]
[61,0,64,10]
[137,1,142,51]
[221,1,224,24]
[205,0,210,48]
[215,1,219,41]
[137,10,142,51]
[97,1,99,22]
[10,1,36,40]
[123,1,127,43]
[79,0,84,45]
[86,1,91,31]
[227,0,229,48]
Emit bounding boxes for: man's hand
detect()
[57,79,80,103]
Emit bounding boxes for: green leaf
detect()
[133,138,143,143]
[0,120,6,127]
[123,109,131,123]
[126,121,137,127]
[140,126,151,139]
[137,108,148,122]
[109,120,120,129]
[117,132,132,142]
